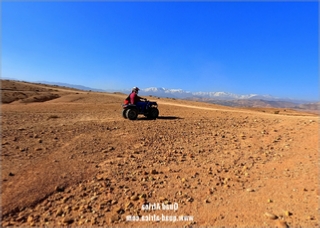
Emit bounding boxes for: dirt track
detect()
[1,80,319,227]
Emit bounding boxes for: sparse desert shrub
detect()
[274,111,280,114]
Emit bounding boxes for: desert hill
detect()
[1,80,78,104]
[1,80,319,227]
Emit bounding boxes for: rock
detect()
[246,188,254,192]
[264,212,277,220]
[125,202,134,210]
[163,200,169,205]
[139,193,147,199]
[110,214,120,223]
[63,217,74,224]
[27,216,34,223]
[130,195,139,201]
[62,197,69,203]
[151,169,158,174]
[187,197,194,202]
[116,207,125,214]
[55,208,63,217]
[9,172,14,176]
[307,215,315,220]
[55,186,65,192]
[16,215,26,222]
[276,220,289,228]
[284,211,292,216]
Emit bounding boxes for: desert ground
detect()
[1,80,319,227]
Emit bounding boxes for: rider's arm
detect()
[137,95,146,101]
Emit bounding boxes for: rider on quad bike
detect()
[122,87,159,120]
[128,87,147,111]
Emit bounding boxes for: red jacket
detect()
[129,92,142,104]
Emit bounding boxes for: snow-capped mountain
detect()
[136,87,315,105]
[140,87,192,98]
[192,91,258,100]
[138,87,279,101]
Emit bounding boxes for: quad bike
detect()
[122,100,159,120]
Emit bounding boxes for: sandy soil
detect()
[1,80,319,227]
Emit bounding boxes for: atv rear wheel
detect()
[147,107,159,119]
[126,109,138,120]
[122,109,128,118]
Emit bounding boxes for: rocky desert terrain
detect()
[1,80,319,227]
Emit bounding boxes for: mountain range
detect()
[135,87,319,111]
[119,87,315,105]
[3,79,318,110]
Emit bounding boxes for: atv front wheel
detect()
[126,109,138,120]
[147,108,159,119]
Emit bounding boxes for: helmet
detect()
[132,87,140,93]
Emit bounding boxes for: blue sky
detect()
[2,1,318,101]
